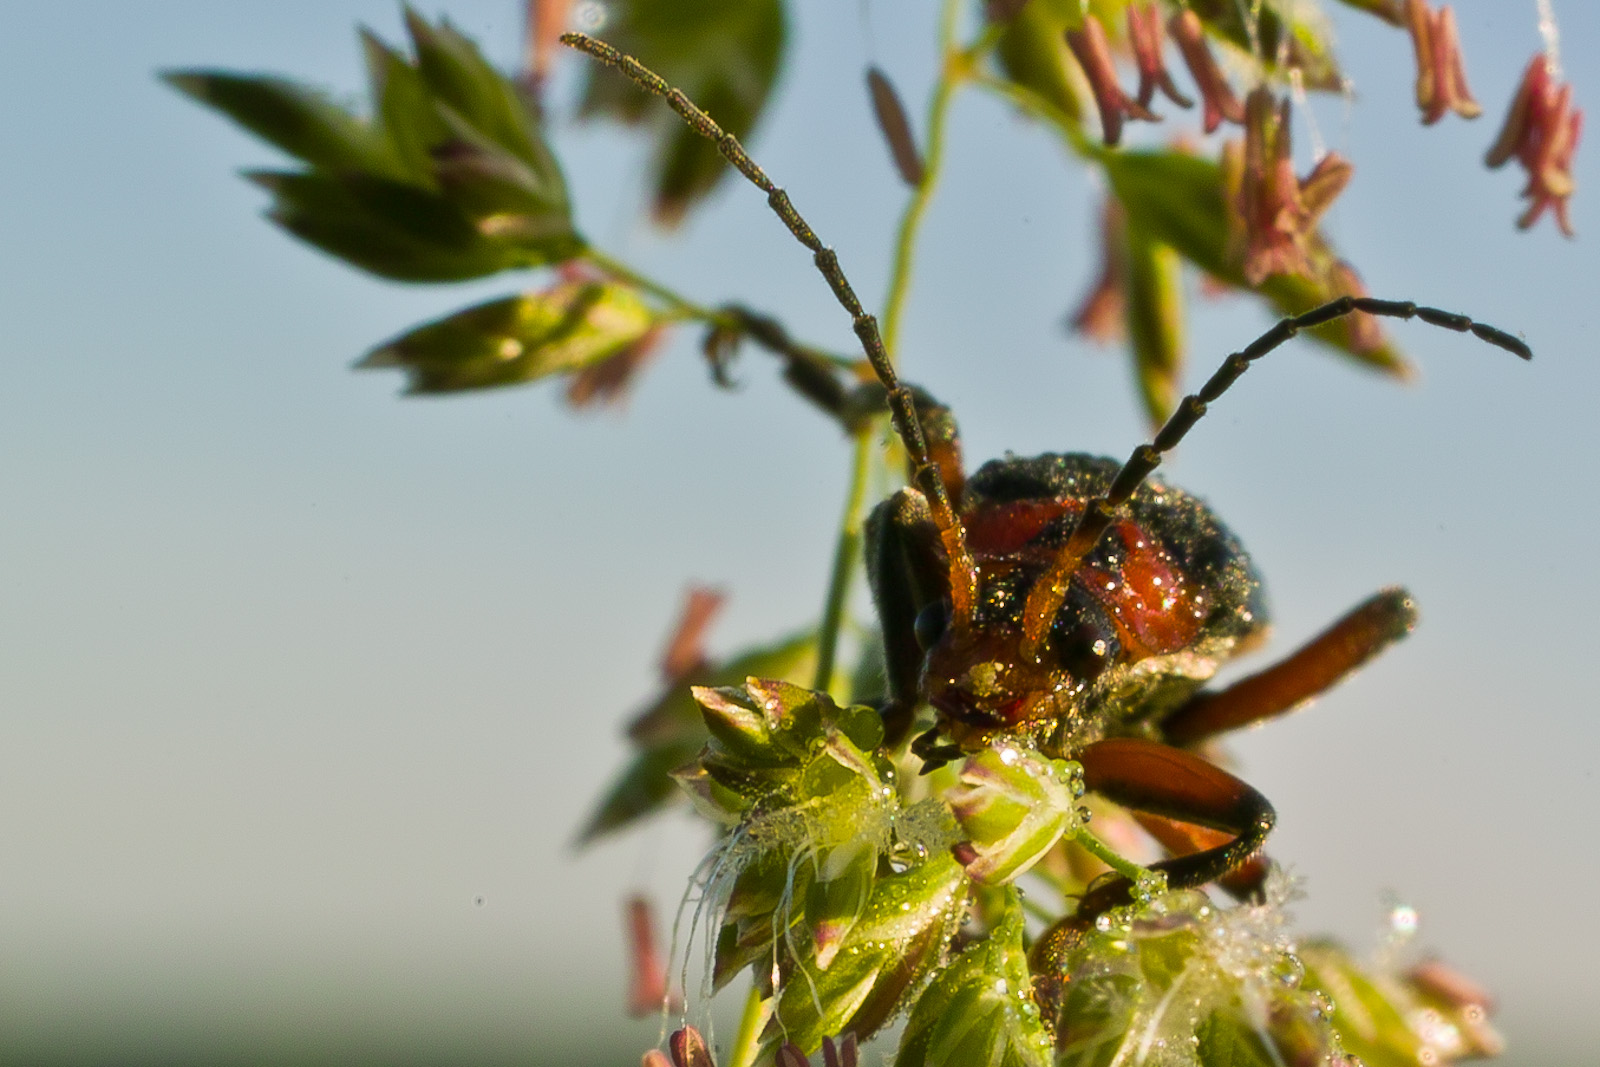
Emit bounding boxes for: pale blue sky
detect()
[1,3,1596,1064]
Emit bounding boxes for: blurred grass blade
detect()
[162,71,396,174]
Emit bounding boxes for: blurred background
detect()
[1,2,1595,1064]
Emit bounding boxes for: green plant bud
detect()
[758,851,969,1058]
[689,680,890,817]
[690,680,906,997]
[1401,960,1503,1059]
[1300,941,1501,1067]
[358,282,654,394]
[1043,879,1346,1067]
[692,684,776,760]
[896,892,1052,1067]
[400,8,558,177]
[669,763,748,824]
[578,632,820,844]
[944,744,1083,885]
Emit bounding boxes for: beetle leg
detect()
[1073,737,1275,918]
[1029,756,1275,1048]
[864,488,947,746]
[1161,587,1417,747]
[1132,813,1272,900]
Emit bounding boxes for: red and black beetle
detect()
[861,298,1527,920]
[562,28,1533,924]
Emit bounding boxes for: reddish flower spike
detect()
[1486,55,1582,236]
[1405,0,1482,125]
[624,895,681,1017]
[1168,10,1244,133]
[1069,197,1128,344]
[1231,90,1353,285]
[657,585,726,682]
[522,0,575,93]
[1327,261,1385,355]
[564,325,668,409]
[1065,16,1157,146]
[1127,4,1193,111]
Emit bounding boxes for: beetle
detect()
[858,302,1526,922]
[562,31,1532,921]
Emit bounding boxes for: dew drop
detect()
[573,1,609,33]
[1272,953,1305,989]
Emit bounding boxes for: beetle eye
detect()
[1051,589,1119,682]
[914,599,950,651]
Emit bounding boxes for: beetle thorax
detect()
[924,501,1237,753]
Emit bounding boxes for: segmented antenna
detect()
[1018,296,1532,657]
[561,34,1532,670]
[562,32,980,627]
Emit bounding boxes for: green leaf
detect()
[574,741,702,845]
[759,851,969,1057]
[1103,149,1407,377]
[1195,1013,1280,1067]
[992,0,1086,131]
[401,8,553,176]
[248,170,523,282]
[361,29,449,185]
[577,0,787,225]
[162,71,396,174]
[359,280,656,393]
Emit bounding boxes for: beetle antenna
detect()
[562,32,981,625]
[1019,296,1531,658]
